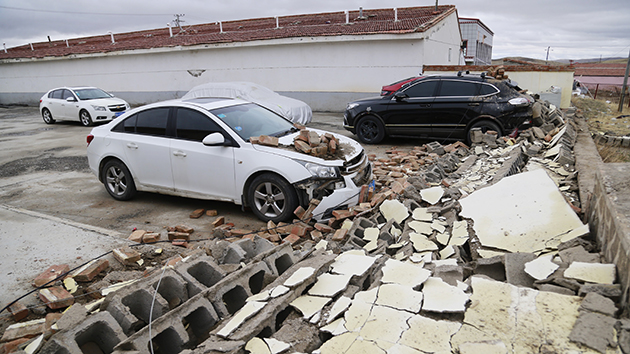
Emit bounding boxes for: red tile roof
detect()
[1,5,456,60]
[573,63,627,77]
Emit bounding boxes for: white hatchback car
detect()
[86,97,372,222]
[40,87,130,126]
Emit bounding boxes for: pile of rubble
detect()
[251,128,342,159]
[2,102,628,354]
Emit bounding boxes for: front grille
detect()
[342,151,366,174]
[108,104,126,112]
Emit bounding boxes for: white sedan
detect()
[39,87,129,126]
[86,97,371,222]
[183,82,312,125]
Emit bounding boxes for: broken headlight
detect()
[298,161,340,178]
[508,97,530,107]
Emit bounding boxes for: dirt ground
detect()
[572,97,630,162]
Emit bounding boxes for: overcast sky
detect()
[1,0,629,61]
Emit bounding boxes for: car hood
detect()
[251,128,363,166]
[82,97,127,106]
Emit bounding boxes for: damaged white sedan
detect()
[86,97,372,222]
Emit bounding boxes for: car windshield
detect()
[210,103,296,141]
[74,88,113,100]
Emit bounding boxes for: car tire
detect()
[80,110,93,127]
[356,115,385,144]
[467,120,502,145]
[248,173,298,223]
[42,108,55,124]
[102,160,136,201]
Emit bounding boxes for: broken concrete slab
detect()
[375,284,423,313]
[569,311,618,353]
[420,186,444,205]
[409,233,438,253]
[379,199,409,224]
[290,295,332,320]
[399,315,461,353]
[217,301,266,337]
[421,277,469,313]
[564,262,616,284]
[580,292,617,317]
[451,276,608,353]
[308,273,352,297]
[524,254,559,281]
[329,251,377,277]
[380,259,430,287]
[283,267,316,288]
[459,169,586,253]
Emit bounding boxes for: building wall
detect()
[0,12,462,112]
[460,20,493,65]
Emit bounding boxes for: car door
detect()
[116,107,174,191]
[45,89,65,119]
[431,79,482,139]
[60,89,79,120]
[383,79,438,137]
[169,107,237,201]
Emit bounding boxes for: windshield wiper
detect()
[273,126,299,137]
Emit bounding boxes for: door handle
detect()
[173,151,187,157]
[126,143,138,149]
[468,103,480,106]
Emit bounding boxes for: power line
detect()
[0,5,169,16]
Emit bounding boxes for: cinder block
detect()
[203,261,273,318]
[222,236,275,264]
[175,256,226,297]
[39,312,126,354]
[259,243,297,277]
[113,296,218,354]
[102,269,189,335]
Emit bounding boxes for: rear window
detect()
[437,80,479,97]
[479,83,499,96]
[113,107,170,136]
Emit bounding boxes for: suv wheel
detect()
[248,173,298,222]
[356,115,385,144]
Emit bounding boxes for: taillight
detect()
[87,134,94,146]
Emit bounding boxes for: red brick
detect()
[258,135,279,147]
[296,129,309,142]
[328,138,338,154]
[112,247,141,264]
[289,224,308,237]
[249,136,260,144]
[310,230,323,241]
[206,209,218,217]
[0,338,30,354]
[142,232,160,243]
[0,319,46,342]
[283,234,301,245]
[128,230,146,243]
[175,225,194,233]
[267,220,278,235]
[307,131,321,147]
[314,223,334,233]
[168,232,190,241]
[172,239,189,247]
[332,209,353,220]
[39,286,74,310]
[33,264,69,288]
[294,140,312,154]
[189,209,205,218]
[294,205,306,219]
[212,216,225,227]
[276,222,289,234]
[7,302,29,322]
[73,259,109,282]
[312,145,328,157]
[332,229,348,241]
[391,181,404,195]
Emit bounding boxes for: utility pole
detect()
[435,0,438,11]
[618,49,630,113]
[545,46,551,64]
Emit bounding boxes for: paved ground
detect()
[0,106,425,309]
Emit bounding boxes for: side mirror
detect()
[66,97,77,102]
[202,132,226,146]
[394,92,408,102]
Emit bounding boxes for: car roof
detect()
[134,97,250,111]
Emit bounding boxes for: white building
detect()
[0,6,464,111]
[459,17,493,66]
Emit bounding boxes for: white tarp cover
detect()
[183,82,312,124]
[459,168,586,253]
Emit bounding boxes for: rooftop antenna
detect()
[173,14,186,33]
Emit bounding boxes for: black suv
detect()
[343,73,533,144]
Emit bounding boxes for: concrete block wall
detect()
[40,312,127,354]
[587,169,630,308]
